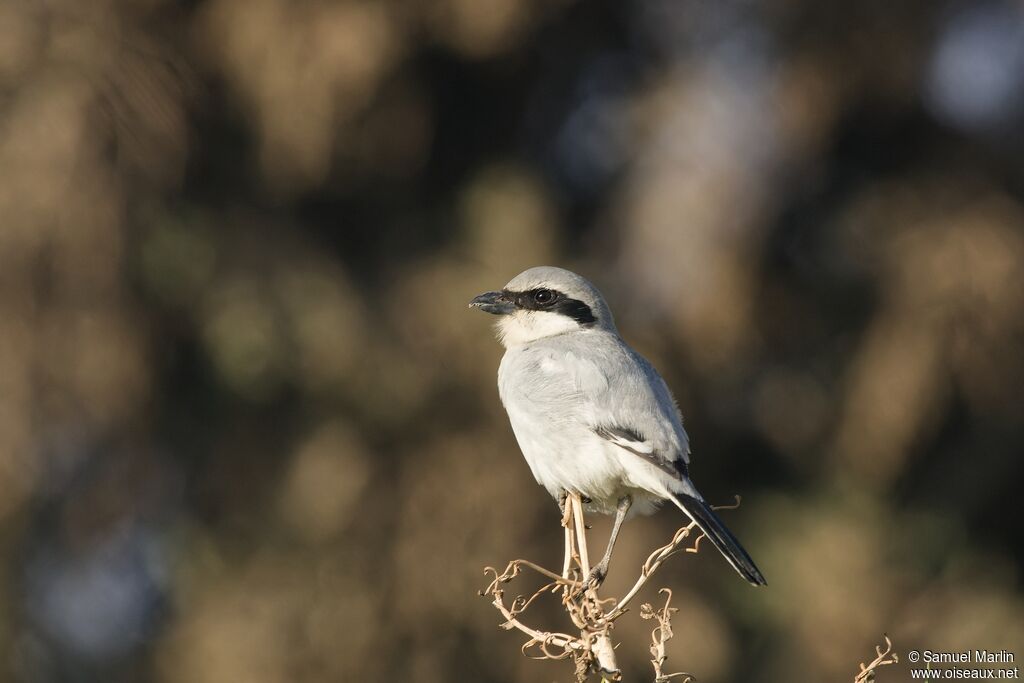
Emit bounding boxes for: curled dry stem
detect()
[854,635,898,683]
[641,589,694,683]
[480,492,743,681]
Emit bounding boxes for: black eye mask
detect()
[511,288,597,326]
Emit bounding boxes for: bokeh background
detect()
[2,0,1023,681]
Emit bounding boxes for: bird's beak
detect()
[469,290,515,315]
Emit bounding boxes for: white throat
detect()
[497,310,582,348]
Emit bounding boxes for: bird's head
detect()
[469,266,616,347]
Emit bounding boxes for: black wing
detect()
[592,425,689,480]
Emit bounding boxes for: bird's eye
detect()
[533,289,555,305]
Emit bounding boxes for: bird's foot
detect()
[585,562,608,587]
[558,491,572,528]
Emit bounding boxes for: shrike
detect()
[470,266,766,586]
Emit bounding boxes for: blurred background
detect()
[1,0,1023,681]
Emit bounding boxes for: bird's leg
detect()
[558,489,572,528]
[587,495,632,585]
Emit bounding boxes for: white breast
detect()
[497,346,661,515]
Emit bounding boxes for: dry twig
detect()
[854,635,898,683]
[480,492,743,681]
[640,589,694,682]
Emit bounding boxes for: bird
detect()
[469,266,766,586]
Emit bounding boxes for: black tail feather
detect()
[671,492,767,586]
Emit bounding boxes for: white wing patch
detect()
[592,424,688,480]
[592,425,655,454]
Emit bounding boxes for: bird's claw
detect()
[585,564,607,587]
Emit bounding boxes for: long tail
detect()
[669,492,767,586]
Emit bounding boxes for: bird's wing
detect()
[592,424,688,479]
[554,337,691,475]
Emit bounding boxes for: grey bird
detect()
[470,266,766,586]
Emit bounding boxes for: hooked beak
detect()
[469,290,516,315]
